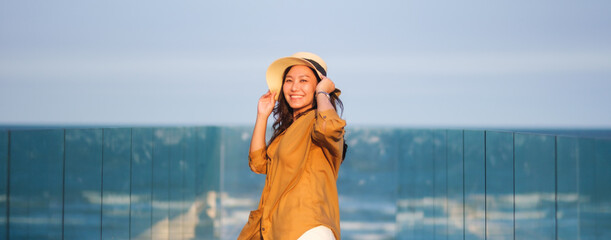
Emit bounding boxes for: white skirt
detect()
[297,226,336,240]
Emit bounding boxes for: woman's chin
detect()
[288,101,308,110]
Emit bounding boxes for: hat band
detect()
[304,58,327,77]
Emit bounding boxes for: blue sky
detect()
[1,0,610,127]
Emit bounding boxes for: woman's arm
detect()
[315,76,336,112]
[313,77,346,169]
[250,91,276,153]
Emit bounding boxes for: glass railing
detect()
[1,128,220,240]
[1,127,610,239]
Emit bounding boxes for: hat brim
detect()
[266,57,324,100]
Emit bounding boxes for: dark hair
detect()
[269,66,344,145]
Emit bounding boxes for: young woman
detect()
[238,52,346,240]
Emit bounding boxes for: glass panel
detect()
[64,129,103,240]
[101,128,131,239]
[578,138,596,239]
[2,126,608,240]
[446,130,464,240]
[9,130,64,239]
[485,131,514,240]
[182,127,198,239]
[221,127,260,239]
[397,130,435,239]
[338,128,398,239]
[0,131,7,238]
[556,136,579,240]
[464,130,485,240]
[433,130,448,239]
[168,128,185,239]
[130,128,153,239]
[595,139,611,238]
[195,127,221,239]
[514,133,555,239]
[152,128,171,240]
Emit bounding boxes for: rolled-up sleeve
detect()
[312,110,346,159]
[248,147,269,174]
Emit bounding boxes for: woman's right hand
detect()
[251,91,275,153]
[257,90,276,117]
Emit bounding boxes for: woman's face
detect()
[283,65,318,116]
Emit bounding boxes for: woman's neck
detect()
[292,108,314,120]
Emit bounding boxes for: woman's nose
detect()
[291,82,299,91]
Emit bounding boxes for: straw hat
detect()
[266,52,340,100]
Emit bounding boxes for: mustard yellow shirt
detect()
[248,109,346,239]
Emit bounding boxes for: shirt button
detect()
[262,227,266,231]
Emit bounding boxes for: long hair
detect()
[269,66,344,145]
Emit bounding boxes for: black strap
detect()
[304,58,327,77]
[342,142,348,162]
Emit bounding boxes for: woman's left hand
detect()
[316,76,335,93]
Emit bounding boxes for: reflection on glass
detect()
[397,130,466,240]
[339,128,398,239]
[514,133,555,239]
[464,130,485,240]
[131,128,153,239]
[183,127,199,239]
[485,131,514,240]
[221,127,261,239]
[578,138,596,239]
[9,130,64,239]
[556,136,582,240]
[446,130,464,240]
[151,128,170,239]
[594,139,611,238]
[64,129,103,240]
[0,130,8,238]
[3,127,223,240]
[196,127,221,239]
[1,127,610,239]
[433,130,448,239]
[168,128,184,239]
[102,128,132,239]
[398,130,435,239]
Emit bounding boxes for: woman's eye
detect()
[285,79,292,82]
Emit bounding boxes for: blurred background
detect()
[2,0,611,128]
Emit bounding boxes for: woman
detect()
[238,52,346,240]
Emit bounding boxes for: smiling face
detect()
[283,65,318,117]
